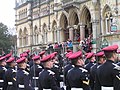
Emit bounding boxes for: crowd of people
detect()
[0,44,120,90]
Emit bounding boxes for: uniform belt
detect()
[60,75,64,78]
[8,82,13,85]
[34,87,38,90]
[101,86,113,90]
[71,88,83,90]
[43,89,51,90]
[19,84,25,88]
[0,80,4,82]
[33,77,39,79]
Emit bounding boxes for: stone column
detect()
[57,29,60,42]
[80,24,85,40]
[69,27,74,41]
[92,20,99,53]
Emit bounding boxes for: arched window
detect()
[23,28,28,46]
[52,20,57,43]
[19,29,22,46]
[33,26,39,45]
[102,5,112,34]
[43,24,48,44]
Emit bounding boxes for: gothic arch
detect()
[23,27,28,46]
[80,5,92,38]
[59,13,69,41]
[69,9,79,26]
[42,23,48,44]
[52,20,57,42]
[102,5,112,34]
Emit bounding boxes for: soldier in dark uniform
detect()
[3,57,17,90]
[30,55,43,90]
[39,51,46,59]
[84,52,95,90]
[94,45,120,90]
[51,52,61,87]
[16,57,34,90]
[38,54,64,90]
[63,52,74,90]
[66,51,91,90]
[0,56,7,90]
[90,51,106,89]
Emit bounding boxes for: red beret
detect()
[86,52,94,59]
[68,51,82,60]
[66,52,73,58]
[102,45,118,51]
[67,50,73,53]
[25,50,30,53]
[41,55,51,62]
[50,52,58,59]
[95,51,104,57]
[0,56,6,61]
[22,53,28,57]
[16,57,26,64]
[6,57,15,63]
[39,51,45,56]
[32,55,40,61]
[5,53,12,58]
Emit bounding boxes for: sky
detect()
[0,0,15,35]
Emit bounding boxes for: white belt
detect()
[102,86,113,90]
[43,89,51,90]
[60,75,64,78]
[33,77,39,79]
[8,82,13,85]
[0,80,4,83]
[71,88,83,90]
[19,84,25,88]
[34,87,38,90]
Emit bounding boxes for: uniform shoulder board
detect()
[47,70,55,75]
[54,65,59,68]
[37,65,42,68]
[12,69,16,73]
[2,67,7,71]
[23,70,29,75]
[79,67,88,73]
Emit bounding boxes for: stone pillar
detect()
[80,25,85,40]
[57,29,60,42]
[69,27,74,41]
[92,20,99,53]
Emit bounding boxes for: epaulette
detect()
[37,65,42,68]
[23,70,29,75]
[12,69,16,73]
[47,70,55,75]
[79,67,88,73]
[2,67,7,71]
[54,65,59,68]
[113,65,120,71]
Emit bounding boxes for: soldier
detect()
[63,52,74,90]
[3,57,17,90]
[0,56,7,90]
[90,51,106,89]
[38,54,64,90]
[16,57,34,90]
[94,45,120,90]
[66,51,91,90]
[39,51,46,59]
[51,52,61,87]
[30,55,43,90]
[84,52,95,90]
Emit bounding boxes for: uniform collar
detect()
[107,60,114,63]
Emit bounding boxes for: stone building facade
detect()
[15,0,120,55]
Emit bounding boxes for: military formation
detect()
[0,44,120,90]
